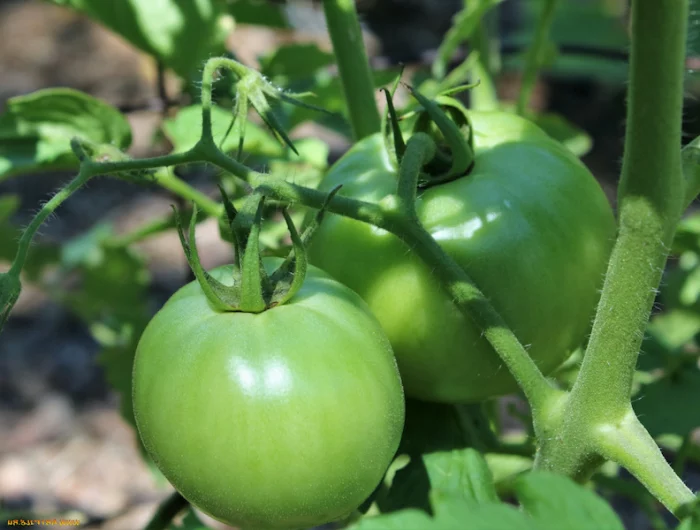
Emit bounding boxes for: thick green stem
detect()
[322,0,381,140]
[396,134,435,216]
[537,0,692,514]
[570,0,687,419]
[470,12,500,111]
[516,0,559,115]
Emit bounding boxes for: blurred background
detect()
[0,0,699,529]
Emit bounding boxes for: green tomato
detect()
[309,111,616,403]
[133,259,405,530]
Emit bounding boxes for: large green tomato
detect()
[133,259,405,530]
[309,111,616,403]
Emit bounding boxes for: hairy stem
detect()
[570,0,687,419]
[537,0,692,514]
[322,0,381,140]
[594,411,695,515]
[516,0,559,115]
[9,166,92,275]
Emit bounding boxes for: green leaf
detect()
[0,88,132,181]
[532,113,593,157]
[355,471,623,530]
[382,447,498,513]
[430,492,536,530]
[49,0,231,79]
[634,366,700,438]
[350,510,435,530]
[227,0,288,29]
[163,104,284,157]
[503,0,629,83]
[513,472,624,530]
[260,44,335,81]
[285,69,398,136]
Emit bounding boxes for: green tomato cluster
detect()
[132,111,614,529]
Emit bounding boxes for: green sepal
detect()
[267,185,342,306]
[381,87,407,165]
[268,209,307,307]
[217,183,241,270]
[0,271,22,334]
[221,64,332,159]
[408,87,475,188]
[238,195,268,313]
[248,90,299,156]
[174,204,239,311]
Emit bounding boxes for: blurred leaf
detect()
[350,510,435,530]
[0,195,20,223]
[49,0,231,79]
[260,44,334,81]
[484,453,533,486]
[0,88,131,181]
[513,472,624,530]
[504,1,629,83]
[634,366,700,438]
[677,495,700,530]
[163,104,284,157]
[227,0,288,28]
[674,214,700,254]
[532,113,593,157]
[683,136,700,207]
[646,310,700,353]
[433,0,503,80]
[56,227,150,431]
[287,69,397,136]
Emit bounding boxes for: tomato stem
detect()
[396,133,436,217]
[322,0,381,140]
[515,0,559,115]
[144,492,189,530]
[536,0,694,516]
[593,410,696,515]
[571,0,687,426]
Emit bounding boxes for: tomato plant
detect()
[1,1,699,530]
[310,112,616,402]
[132,259,404,529]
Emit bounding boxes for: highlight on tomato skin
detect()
[132,259,406,530]
[309,110,617,404]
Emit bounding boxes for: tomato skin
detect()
[309,111,616,403]
[132,259,405,530]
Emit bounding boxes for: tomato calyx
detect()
[383,86,476,191]
[220,60,330,159]
[174,186,340,313]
